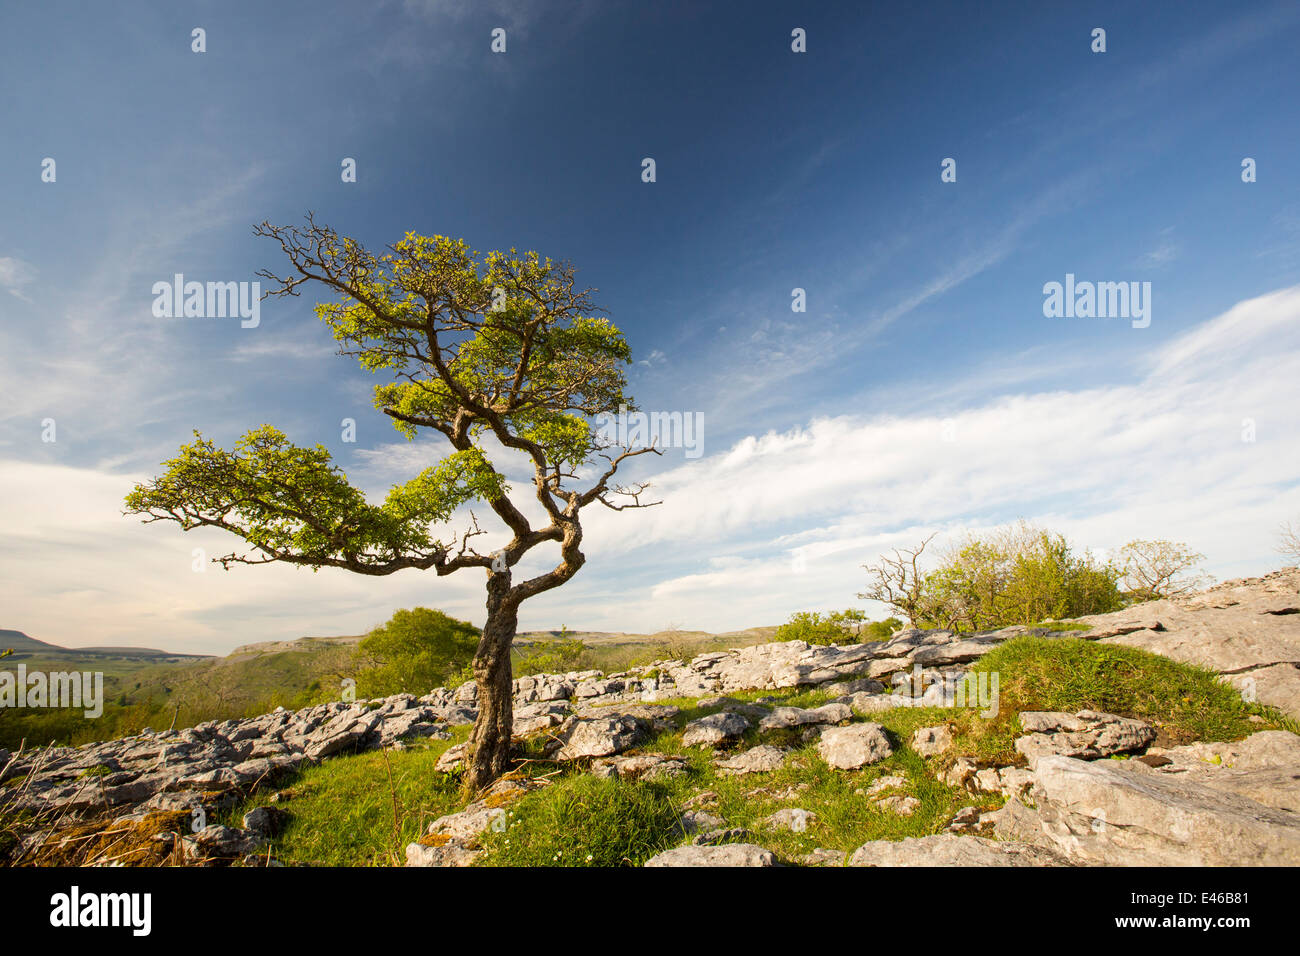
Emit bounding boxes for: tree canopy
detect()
[126,216,659,590]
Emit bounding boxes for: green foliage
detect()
[444,660,476,692]
[353,608,480,699]
[916,523,1123,631]
[318,233,636,458]
[124,426,457,569]
[477,775,682,867]
[860,617,904,641]
[774,610,899,645]
[127,223,645,582]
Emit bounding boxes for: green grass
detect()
[477,774,683,866]
[224,729,470,866]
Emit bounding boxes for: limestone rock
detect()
[241,806,290,838]
[763,807,816,831]
[591,753,688,781]
[802,847,848,866]
[911,725,953,757]
[996,753,1300,865]
[546,714,652,760]
[849,833,1066,867]
[941,756,978,790]
[817,723,893,770]
[1015,710,1157,768]
[846,693,912,715]
[644,843,778,867]
[682,711,751,748]
[715,745,789,775]
[864,774,907,795]
[758,703,852,732]
[181,824,263,862]
[876,794,920,815]
[405,841,482,867]
[679,810,726,834]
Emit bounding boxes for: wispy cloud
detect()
[1135,228,1181,269]
[0,256,36,303]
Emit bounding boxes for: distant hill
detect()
[228,634,367,660]
[0,629,211,663]
[0,629,63,653]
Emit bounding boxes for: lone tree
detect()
[125,216,660,790]
[1116,539,1210,602]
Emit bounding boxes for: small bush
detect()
[353,608,480,699]
[775,609,898,645]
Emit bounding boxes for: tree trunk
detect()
[465,573,518,792]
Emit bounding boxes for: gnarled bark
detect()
[465,573,518,792]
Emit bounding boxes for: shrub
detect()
[775,609,862,644]
[353,608,480,699]
[774,610,900,645]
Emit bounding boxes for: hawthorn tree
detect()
[125,216,660,790]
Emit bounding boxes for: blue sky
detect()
[2,0,1299,653]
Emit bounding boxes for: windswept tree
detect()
[125,216,660,790]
